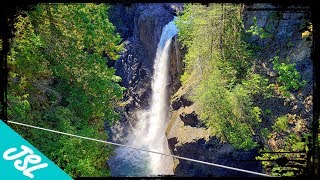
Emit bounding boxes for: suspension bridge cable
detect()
[7,120,272,177]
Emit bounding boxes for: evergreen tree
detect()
[8,3,124,177]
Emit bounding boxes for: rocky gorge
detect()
[106,3,312,176]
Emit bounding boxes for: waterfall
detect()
[147,19,177,175]
[108,19,177,176]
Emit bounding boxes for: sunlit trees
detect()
[8,3,124,177]
[175,3,263,150]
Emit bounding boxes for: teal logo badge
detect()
[0,120,72,180]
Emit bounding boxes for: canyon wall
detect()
[165,3,312,176]
[108,3,312,176]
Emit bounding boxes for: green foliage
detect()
[283,132,309,152]
[192,66,257,150]
[251,106,262,123]
[257,133,309,176]
[261,128,270,139]
[180,71,190,85]
[272,115,289,132]
[223,17,254,81]
[242,72,269,95]
[257,115,310,176]
[176,4,264,150]
[265,108,272,115]
[226,122,258,150]
[174,4,195,50]
[8,3,123,177]
[246,17,271,39]
[271,56,306,95]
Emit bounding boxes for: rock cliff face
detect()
[107,3,183,143]
[168,35,185,97]
[242,3,312,149]
[109,3,183,87]
[165,74,263,176]
[165,3,312,176]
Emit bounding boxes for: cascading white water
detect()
[108,19,177,176]
[146,19,177,175]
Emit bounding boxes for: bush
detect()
[272,56,306,95]
[246,17,271,39]
[272,115,289,132]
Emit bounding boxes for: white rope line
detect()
[7,120,272,177]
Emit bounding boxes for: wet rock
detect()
[109,4,185,118]
[110,4,174,89]
[137,5,173,69]
[168,35,185,96]
[108,3,183,143]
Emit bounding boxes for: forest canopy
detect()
[7,3,124,177]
